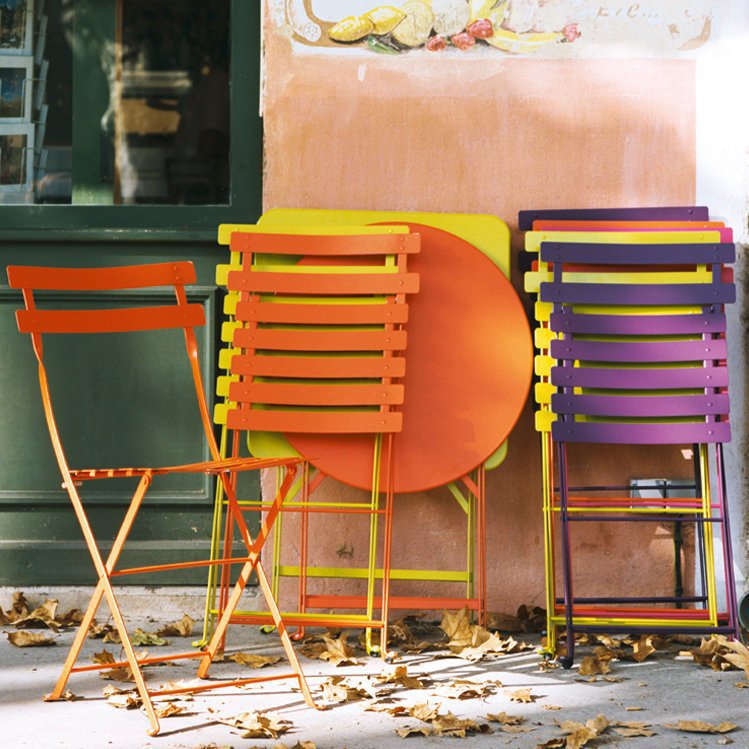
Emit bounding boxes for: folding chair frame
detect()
[7,262,319,735]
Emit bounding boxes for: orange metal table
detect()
[286,222,533,493]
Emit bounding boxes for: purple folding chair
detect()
[538,238,738,667]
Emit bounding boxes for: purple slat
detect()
[550,337,727,363]
[551,393,730,418]
[540,282,735,306]
[550,365,728,389]
[549,311,726,335]
[518,206,709,231]
[540,242,734,265]
[551,420,731,444]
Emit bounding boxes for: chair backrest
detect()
[6,262,217,464]
[535,241,735,445]
[215,230,420,437]
[518,206,710,231]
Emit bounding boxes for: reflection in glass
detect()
[1,0,230,205]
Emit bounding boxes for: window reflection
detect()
[0,0,230,205]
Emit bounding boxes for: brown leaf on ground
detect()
[431,711,492,737]
[558,714,609,749]
[153,702,189,719]
[487,712,525,725]
[156,613,195,638]
[631,635,657,663]
[88,622,118,641]
[228,652,282,669]
[93,649,135,682]
[612,721,655,737]
[103,685,141,709]
[439,608,475,648]
[535,739,565,748]
[439,609,532,661]
[131,629,168,647]
[719,639,749,676]
[487,611,524,632]
[664,720,737,734]
[507,688,538,703]
[376,665,428,690]
[299,631,360,667]
[543,705,562,711]
[320,677,372,704]
[11,598,60,630]
[434,678,501,700]
[61,690,82,701]
[217,711,293,739]
[578,655,611,676]
[396,726,432,738]
[6,630,56,647]
[409,703,440,723]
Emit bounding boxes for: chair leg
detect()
[556,444,575,669]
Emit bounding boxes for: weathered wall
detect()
[261,0,749,615]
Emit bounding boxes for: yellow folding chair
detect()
[7,261,318,735]
[202,227,420,655]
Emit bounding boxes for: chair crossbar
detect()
[229,381,404,407]
[7,262,196,291]
[233,326,407,352]
[228,353,406,379]
[551,392,730,418]
[231,231,420,255]
[550,364,728,389]
[539,241,734,265]
[549,311,726,335]
[518,206,709,231]
[16,304,205,335]
[226,408,402,434]
[551,420,730,444]
[228,269,419,295]
[550,337,726,363]
[540,281,735,306]
[236,299,409,325]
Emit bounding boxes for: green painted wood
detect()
[71,0,115,205]
[0,0,264,586]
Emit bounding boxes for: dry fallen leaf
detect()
[93,649,135,682]
[156,613,196,638]
[228,652,282,669]
[578,655,611,676]
[434,678,501,700]
[376,665,428,690]
[320,677,372,704]
[6,630,56,647]
[299,631,360,667]
[103,685,142,710]
[217,711,293,739]
[396,726,432,738]
[431,711,491,737]
[131,628,168,647]
[664,720,737,734]
[631,634,657,663]
[508,688,538,703]
[612,721,655,738]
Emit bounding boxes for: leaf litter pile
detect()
[3,593,748,745]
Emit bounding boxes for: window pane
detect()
[0,0,230,206]
[118,0,230,204]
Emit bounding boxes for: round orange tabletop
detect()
[286,223,533,493]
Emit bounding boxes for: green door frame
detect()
[1,0,262,233]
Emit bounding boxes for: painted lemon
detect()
[392,1,434,47]
[484,27,562,53]
[328,15,375,42]
[364,6,407,35]
[431,0,470,37]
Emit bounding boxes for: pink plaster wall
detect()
[261,28,698,616]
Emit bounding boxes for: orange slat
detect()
[228,382,405,406]
[7,262,196,291]
[226,408,403,434]
[231,232,420,255]
[227,269,419,295]
[229,353,407,379]
[233,327,407,352]
[235,299,409,325]
[16,304,205,334]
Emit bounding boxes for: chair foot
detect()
[43,693,60,702]
[558,655,574,670]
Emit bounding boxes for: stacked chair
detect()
[203,225,420,656]
[521,206,739,666]
[7,262,320,735]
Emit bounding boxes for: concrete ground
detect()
[2,591,748,749]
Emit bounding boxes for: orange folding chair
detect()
[206,228,420,656]
[7,262,318,736]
